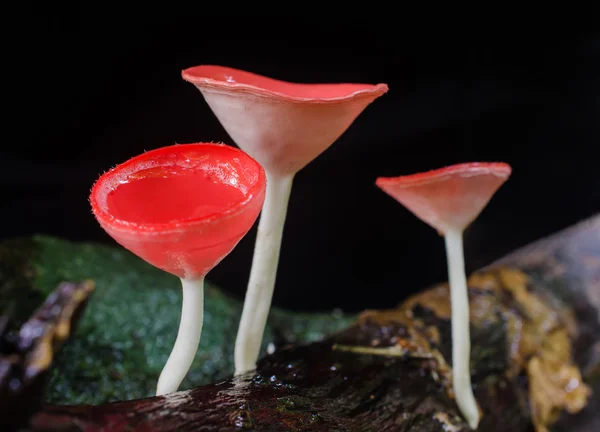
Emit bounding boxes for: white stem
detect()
[234,172,294,375]
[445,228,480,429]
[156,277,205,396]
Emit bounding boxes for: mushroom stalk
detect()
[444,228,479,429]
[156,277,205,396]
[234,172,294,375]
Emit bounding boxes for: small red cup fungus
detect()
[90,143,266,395]
[376,162,512,429]
[182,64,389,375]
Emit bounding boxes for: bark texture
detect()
[12,216,600,431]
[0,281,94,431]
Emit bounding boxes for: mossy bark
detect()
[4,216,600,431]
[0,281,94,431]
[0,236,354,405]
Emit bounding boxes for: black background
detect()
[3,11,599,312]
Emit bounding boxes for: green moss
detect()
[0,235,355,405]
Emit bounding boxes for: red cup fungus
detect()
[182,64,389,375]
[90,143,266,395]
[376,162,512,429]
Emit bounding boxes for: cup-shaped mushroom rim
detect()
[181,64,389,104]
[90,143,267,234]
[376,162,512,189]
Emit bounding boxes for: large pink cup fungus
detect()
[90,143,266,395]
[376,162,512,429]
[182,65,389,375]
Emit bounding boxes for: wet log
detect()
[0,281,94,431]
[26,215,600,431]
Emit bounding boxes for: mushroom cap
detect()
[90,143,266,279]
[376,162,512,233]
[182,65,388,176]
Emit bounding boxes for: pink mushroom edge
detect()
[375,162,513,233]
[181,64,389,104]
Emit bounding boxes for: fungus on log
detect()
[376,162,512,428]
[18,216,600,432]
[89,143,266,395]
[182,65,388,375]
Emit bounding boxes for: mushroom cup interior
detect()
[91,143,264,232]
[90,143,266,280]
